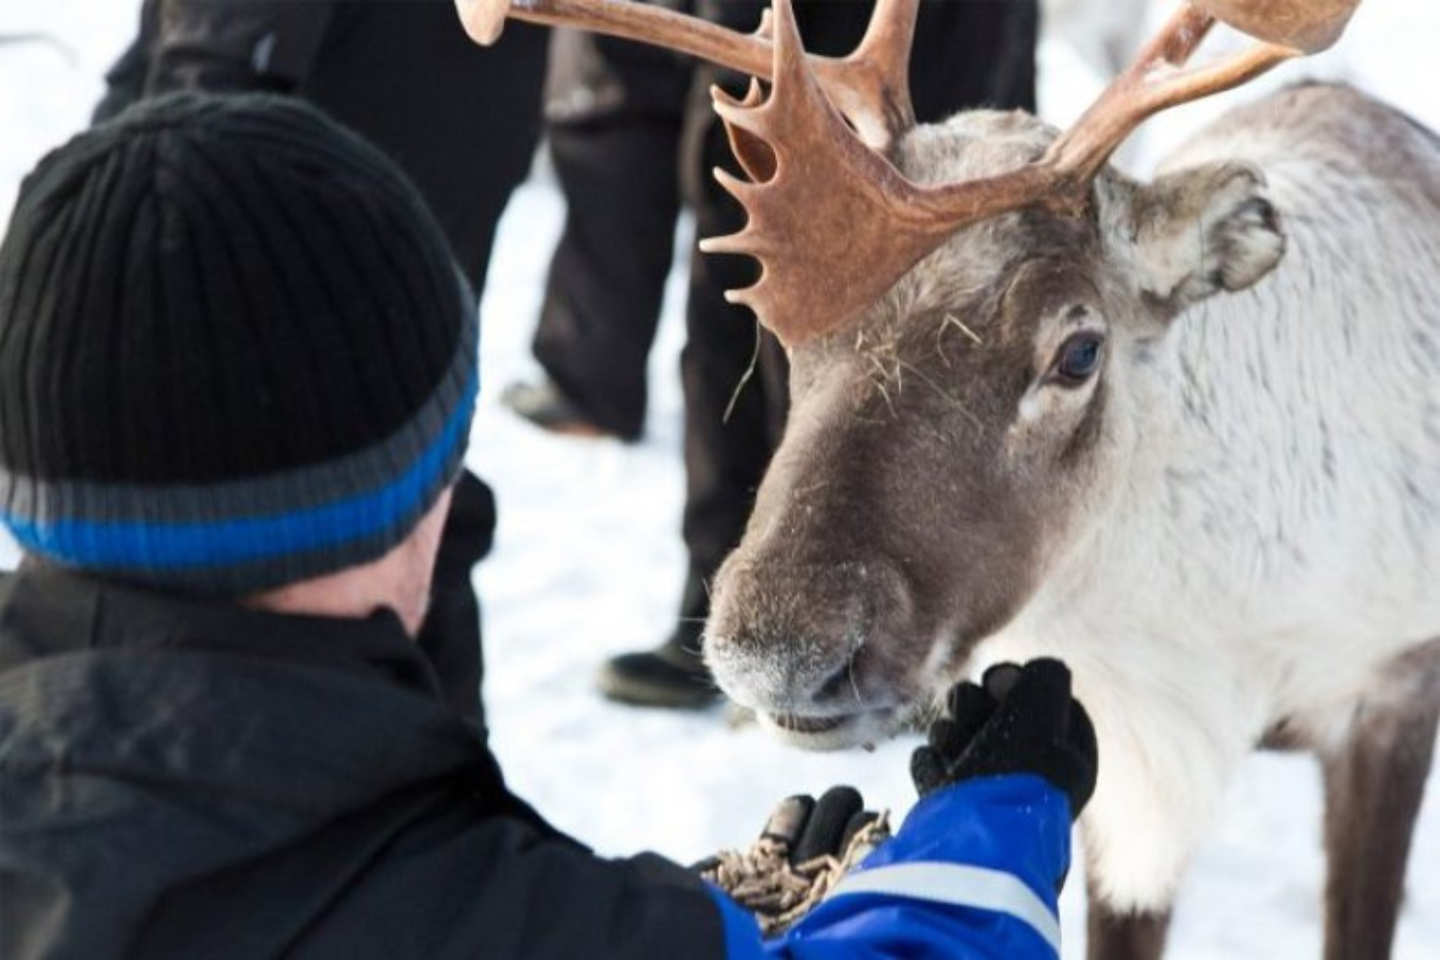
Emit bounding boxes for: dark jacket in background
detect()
[97,0,547,294]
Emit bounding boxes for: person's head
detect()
[0,93,478,634]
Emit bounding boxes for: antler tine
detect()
[826,0,921,150]
[916,0,1357,224]
[909,2,1308,224]
[699,0,955,346]
[1035,3,1301,207]
[1195,0,1360,53]
[457,0,773,76]
[456,0,920,151]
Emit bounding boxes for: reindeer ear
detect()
[1129,162,1285,319]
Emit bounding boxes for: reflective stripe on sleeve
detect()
[825,861,1061,954]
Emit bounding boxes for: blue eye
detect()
[1054,334,1104,385]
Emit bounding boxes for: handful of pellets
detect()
[697,790,892,935]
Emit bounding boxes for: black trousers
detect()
[533,17,693,441]
[97,0,548,724]
[534,0,1040,630]
[296,6,548,291]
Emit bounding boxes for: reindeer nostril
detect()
[812,652,864,705]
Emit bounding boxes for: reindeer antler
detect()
[1194,0,1359,52]
[457,0,1358,346]
[456,0,917,151]
[698,0,952,347]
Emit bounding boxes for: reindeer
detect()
[462,1,1438,956]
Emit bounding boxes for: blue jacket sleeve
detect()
[707,773,1072,960]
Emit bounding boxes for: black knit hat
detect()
[0,92,478,596]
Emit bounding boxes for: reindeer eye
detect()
[1053,333,1105,386]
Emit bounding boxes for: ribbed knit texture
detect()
[0,92,478,596]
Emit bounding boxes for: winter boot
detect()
[500,378,619,439]
[596,572,720,708]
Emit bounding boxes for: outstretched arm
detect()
[711,659,1096,960]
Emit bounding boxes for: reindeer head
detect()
[460,0,1355,744]
[705,116,1292,746]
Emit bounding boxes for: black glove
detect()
[693,785,882,875]
[759,786,882,866]
[695,786,891,935]
[910,658,1097,819]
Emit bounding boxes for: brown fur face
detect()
[705,110,1286,747]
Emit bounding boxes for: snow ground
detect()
[1,2,1438,957]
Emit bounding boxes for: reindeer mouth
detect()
[771,712,848,735]
[761,706,903,750]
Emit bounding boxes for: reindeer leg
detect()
[1085,881,1171,960]
[1319,640,1440,960]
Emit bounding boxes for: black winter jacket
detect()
[0,568,723,959]
[98,0,335,116]
[94,1,548,287]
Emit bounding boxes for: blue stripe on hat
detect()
[1,372,476,572]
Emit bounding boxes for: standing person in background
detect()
[501,5,694,443]
[94,0,550,726]
[587,0,1042,708]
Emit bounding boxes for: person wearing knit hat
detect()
[91,0,552,731]
[0,92,476,600]
[0,93,1095,960]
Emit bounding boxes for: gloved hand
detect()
[696,786,891,935]
[910,658,1097,819]
[758,786,882,867]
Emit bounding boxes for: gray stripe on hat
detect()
[59,430,469,598]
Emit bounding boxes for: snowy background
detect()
[2,1,1438,956]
